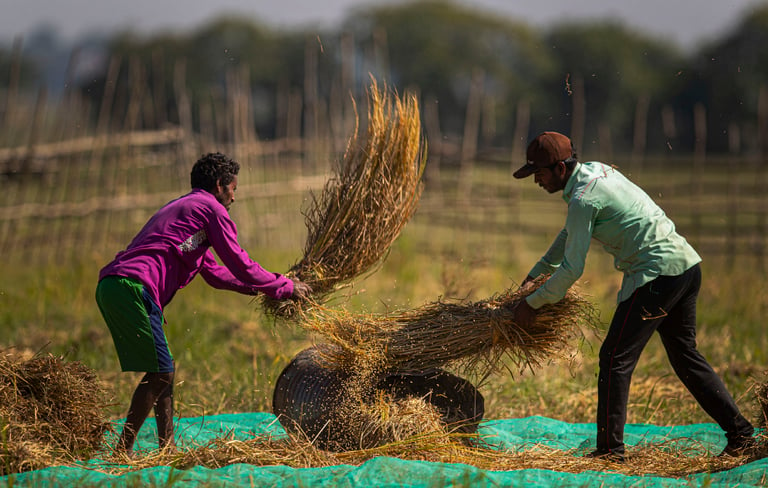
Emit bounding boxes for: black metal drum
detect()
[272,345,484,451]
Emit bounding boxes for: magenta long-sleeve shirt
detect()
[99,188,293,308]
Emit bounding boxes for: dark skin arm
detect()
[291,279,313,301]
[514,275,538,328]
[514,297,537,328]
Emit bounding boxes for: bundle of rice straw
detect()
[0,351,111,475]
[301,276,598,378]
[263,75,427,317]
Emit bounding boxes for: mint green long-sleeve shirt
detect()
[525,161,701,309]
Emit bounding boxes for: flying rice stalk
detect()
[263,76,427,318]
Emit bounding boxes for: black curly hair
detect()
[190,152,240,192]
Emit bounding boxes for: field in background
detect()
[1,144,767,432]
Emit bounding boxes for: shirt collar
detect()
[562,162,582,202]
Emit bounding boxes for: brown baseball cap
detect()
[513,131,573,179]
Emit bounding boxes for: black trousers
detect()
[596,264,754,453]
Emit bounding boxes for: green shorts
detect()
[95,275,174,373]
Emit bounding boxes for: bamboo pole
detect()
[25,88,48,264]
[88,55,121,177]
[95,56,121,135]
[511,99,530,173]
[423,96,442,194]
[509,99,530,239]
[2,36,22,131]
[275,80,289,141]
[0,183,19,258]
[53,60,90,264]
[372,27,390,82]
[198,95,215,154]
[23,87,47,172]
[569,74,585,155]
[726,122,741,267]
[173,58,195,168]
[597,123,613,162]
[755,85,768,271]
[661,104,677,155]
[691,102,707,246]
[341,31,356,152]
[303,35,319,170]
[123,57,145,137]
[459,68,484,199]
[481,93,496,148]
[151,49,168,128]
[329,76,344,152]
[760,84,768,164]
[632,94,650,166]
[0,128,185,164]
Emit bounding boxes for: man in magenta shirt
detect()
[96,152,311,455]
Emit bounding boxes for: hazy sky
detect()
[2,0,765,50]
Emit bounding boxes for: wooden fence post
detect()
[423,96,442,194]
[151,49,168,128]
[96,56,121,135]
[459,68,484,199]
[726,122,741,267]
[511,99,530,172]
[661,104,677,157]
[632,94,649,166]
[2,36,22,131]
[691,102,707,247]
[372,27,390,81]
[597,123,613,162]
[173,58,195,166]
[569,74,585,156]
[756,85,768,271]
[123,56,145,134]
[481,93,496,149]
[24,87,47,171]
[88,55,121,178]
[339,31,357,153]
[303,35,320,172]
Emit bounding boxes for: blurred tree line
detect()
[2,0,768,158]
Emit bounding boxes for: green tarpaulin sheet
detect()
[3,414,766,487]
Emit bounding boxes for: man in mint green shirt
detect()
[513,131,755,461]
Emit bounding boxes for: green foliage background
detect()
[3,1,768,154]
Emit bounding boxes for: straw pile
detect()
[263,76,426,317]
[0,351,111,475]
[301,275,598,378]
[314,393,452,452]
[352,394,449,448]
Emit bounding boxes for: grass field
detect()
[1,148,766,435]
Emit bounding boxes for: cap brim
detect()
[513,164,535,179]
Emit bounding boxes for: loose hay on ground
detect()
[100,433,757,479]
[3,354,764,479]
